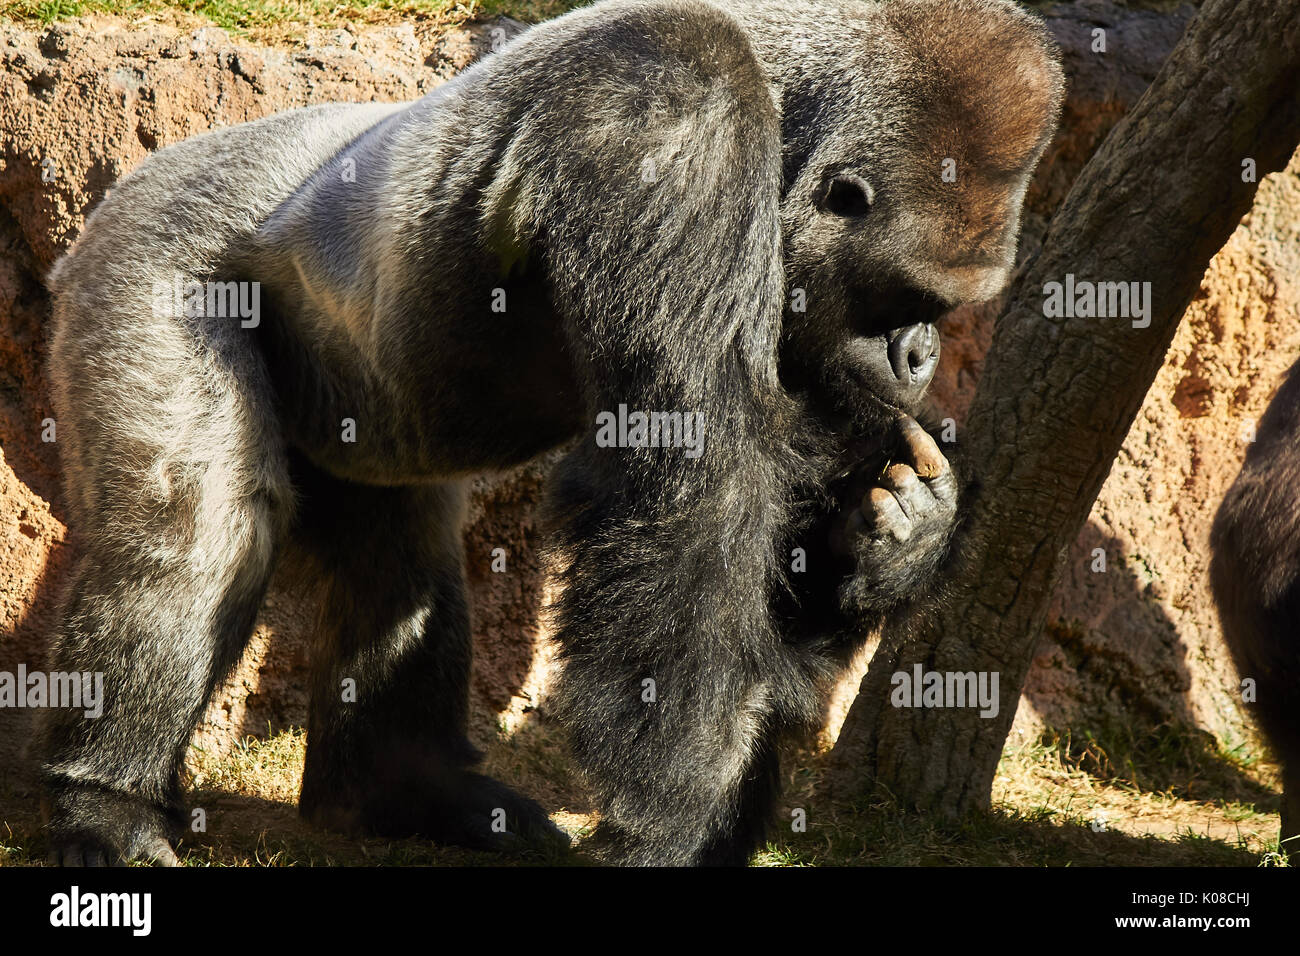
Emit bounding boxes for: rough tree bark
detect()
[829,0,1300,815]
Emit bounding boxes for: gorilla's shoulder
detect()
[499,0,771,93]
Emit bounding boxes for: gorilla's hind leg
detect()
[696,730,782,866]
[40,471,288,866]
[293,470,565,852]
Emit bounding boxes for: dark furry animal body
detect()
[41,0,1062,865]
[1210,358,1300,858]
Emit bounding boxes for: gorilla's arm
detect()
[501,3,823,866]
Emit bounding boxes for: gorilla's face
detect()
[774,11,1063,435]
[776,145,1028,430]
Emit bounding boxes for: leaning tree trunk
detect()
[829,0,1300,815]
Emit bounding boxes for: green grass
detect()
[0,0,591,39]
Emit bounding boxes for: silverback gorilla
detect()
[1211,358,1300,859]
[40,0,1063,865]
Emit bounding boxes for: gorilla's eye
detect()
[819,173,874,217]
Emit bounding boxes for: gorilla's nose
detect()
[887,323,941,390]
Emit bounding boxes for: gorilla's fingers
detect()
[877,463,929,523]
[895,414,948,479]
[865,486,911,541]
[83,851,127,867]
[928,464,960,508]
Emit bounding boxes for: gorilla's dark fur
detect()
[1210,358,1300,858]
[39,0,1063,865]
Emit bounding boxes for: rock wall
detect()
[0,3,1296,813]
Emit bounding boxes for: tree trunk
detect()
[829,0,1300,815]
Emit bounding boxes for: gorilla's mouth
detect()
[886,322,941,387]
[842,322,940,396]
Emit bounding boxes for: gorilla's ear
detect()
[817,172,875,217]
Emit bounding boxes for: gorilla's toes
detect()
[48,836,178,868]
[136,837,182,867]
[442,773,571,853]
[46,842,101,867]
[44,782,182,867]
[325,766,572,855]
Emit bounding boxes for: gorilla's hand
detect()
[831,413,959,616]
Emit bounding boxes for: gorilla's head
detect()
[771,0,1065,432]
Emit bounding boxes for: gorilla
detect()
[39,0,1063,866]
[1210,358,1300,859]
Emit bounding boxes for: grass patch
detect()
[175,721,589,866]
[0,0,591,42]
[1037,720,1276,805]
[755,726,1286,867]
[0,718,1287,866]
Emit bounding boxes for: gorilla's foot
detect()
[302,769,570,854]
[425,771,571,853]
[44,783,181,867]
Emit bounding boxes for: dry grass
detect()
[753,722,1288,867]
[4,714,1284,867]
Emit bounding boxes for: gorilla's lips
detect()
[839,285,947,413]
[841,321,941,410]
